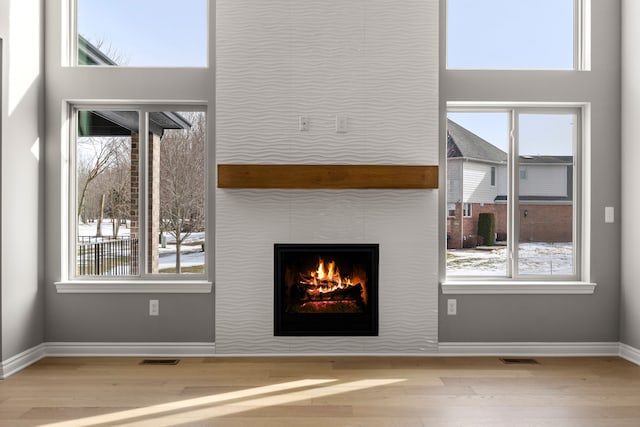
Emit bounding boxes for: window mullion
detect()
[138,111,149,278]
[509,109,519,279]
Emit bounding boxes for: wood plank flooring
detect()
[1,356,640,426]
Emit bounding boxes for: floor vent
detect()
[140,359,180,365]
[500,358,539,365]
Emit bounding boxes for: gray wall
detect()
[439,0,622,343]
[42,2,215,343]
[38,0,623,347]
[621,0,640,349]
[0,0,45,361]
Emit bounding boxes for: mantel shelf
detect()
[217,164,438,189]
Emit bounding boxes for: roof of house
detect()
[78,110,192,138]
[519,155,573,165]
[447,119,507,164]
[448,120,573,166]
[76,36,191,138]
[78,35,118,66]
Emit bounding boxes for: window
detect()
[447,0,585,70]
[75,0,208,67]
[448,203,456,217]
[462,203,472,218]
[71,105,207,279]
[446,107,581,280]
[490,166,496,186]
[519,167,527,180]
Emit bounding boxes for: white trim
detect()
[3,342,638,378]
[441,281,597,294]
[619,343,640,366]
[438,342,619,357]
[45,342,216,357]
[54,281,212,293]
[1,344,47,379]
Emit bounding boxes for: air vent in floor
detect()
[140,359,180,365]
[500,358,539,365]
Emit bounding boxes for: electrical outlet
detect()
[605,206,614,223]
[299,116,310,131]
[447,299,457,315]
[149,299,159,316]
[335,115,348,133]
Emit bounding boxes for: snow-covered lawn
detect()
[447,242,573,276]
[77,219,206,274]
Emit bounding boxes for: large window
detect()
[446,107,581,279]
[447,0,584,70]
[71,105,207,279]
[75,0,208,67]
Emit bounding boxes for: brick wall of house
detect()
[519,204,573,243]
[129,132,161,274]
[447,202,572,249]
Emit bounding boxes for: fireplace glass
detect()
[274,243,379,336]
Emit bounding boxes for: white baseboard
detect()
[2,341,637,379]
[619,343,640,365]
[438,341,621,357]
[1,344,47,379]
[1,342,214,378]
[45,342,216,357]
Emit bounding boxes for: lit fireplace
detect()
[274,244,379,336]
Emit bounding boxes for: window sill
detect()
[54,280,213,294]
[441,280,596,295]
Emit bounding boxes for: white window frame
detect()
[442,103,595,295]
[56,102,212,293]
[445,0,591,71]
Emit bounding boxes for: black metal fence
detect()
[77,236,139,276]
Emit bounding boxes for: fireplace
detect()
[274,243,379,336]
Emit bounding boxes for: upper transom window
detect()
[447,0,581,70]
[75,0,208,67]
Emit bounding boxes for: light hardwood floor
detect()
[1,356,640,426]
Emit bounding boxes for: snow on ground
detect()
[78,219,130,238]
[78,219,206,273]
[447,242,573,276]
[158,250,205,270]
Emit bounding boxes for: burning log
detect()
[298,282,363,302]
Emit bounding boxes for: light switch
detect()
[336,115,348,133]
[605,206,614,223]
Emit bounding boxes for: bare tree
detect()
[90,138,131,237]
[159,112,206,273]
[77,138,120,226]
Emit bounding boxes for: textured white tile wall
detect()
[216,0,439,353]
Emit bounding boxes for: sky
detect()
[77,0,576,154]
[448,111,576,156]
[447,0,575,70]
[77,0,208,67]
[446,0,576,155]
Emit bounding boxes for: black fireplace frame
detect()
[274,243,379,336]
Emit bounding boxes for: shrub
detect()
[477,213,496,246]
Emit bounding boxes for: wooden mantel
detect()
[217,164,438,189]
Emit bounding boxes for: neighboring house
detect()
[447,119,573,249]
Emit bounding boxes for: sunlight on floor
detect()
[41,378,405,426]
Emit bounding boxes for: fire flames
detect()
[298,258,367,304]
